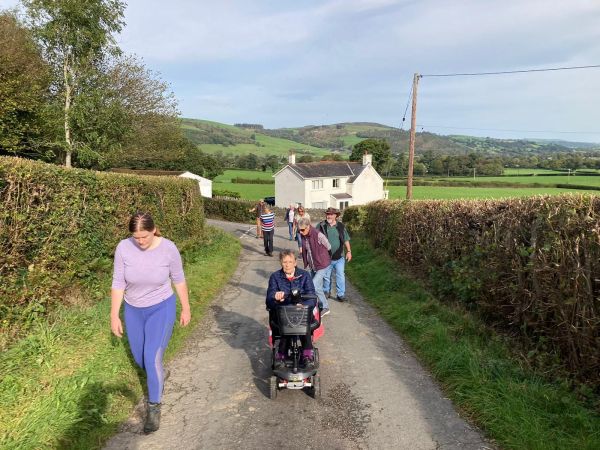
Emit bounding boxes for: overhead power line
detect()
[421,64,600,78]
[417,125,600,135]
[398,84,413,130]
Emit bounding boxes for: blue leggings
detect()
[124,294,176,403]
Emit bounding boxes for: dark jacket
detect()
[300,225,331,271]
[317,220,349,260]
[265,267,316,310]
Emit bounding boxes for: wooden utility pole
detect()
[406,73,420,200]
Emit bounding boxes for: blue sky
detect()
[5,0,600,142]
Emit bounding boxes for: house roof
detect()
[285,161,368,181]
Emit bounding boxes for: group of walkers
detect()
[252,199,351,316]
[109,203,350,434]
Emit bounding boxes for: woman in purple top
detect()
[111,212,191,433]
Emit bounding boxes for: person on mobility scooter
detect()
[266,250,323,398]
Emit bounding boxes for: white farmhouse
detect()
[109,169,212,198]
[273,153,388,210]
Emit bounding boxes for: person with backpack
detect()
[318,207,352,302]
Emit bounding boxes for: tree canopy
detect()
[349,138,391,173]
[0,3,223,178]
[0,12,53,159]
[23,0,126,167]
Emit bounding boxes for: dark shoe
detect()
[144,402,161,433]
[337,296,345,302]
[321,308,330,316]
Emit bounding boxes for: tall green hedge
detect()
[0,157,205,344]
[203,197,255,223]
[344,195,600,386]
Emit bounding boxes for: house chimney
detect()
[362,152,372,166]
[289,151,296,165]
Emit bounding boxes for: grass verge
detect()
[0,227,241,450]
[346,236,600,450]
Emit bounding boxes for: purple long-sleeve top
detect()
[111,237,186,307]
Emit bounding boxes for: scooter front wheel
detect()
[310,374,321,399]
[269,376,278,399]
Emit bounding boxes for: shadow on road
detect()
[211,305,272,398]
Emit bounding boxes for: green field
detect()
[437,174,600,187]
[387,185,598,200]
[213,181,273,200]
[212,178,598,201]
[198,134,330,157]
[502,168,565,175]
[213,169,276,182]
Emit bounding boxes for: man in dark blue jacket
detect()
[266,249,317,368]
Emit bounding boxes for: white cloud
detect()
[3,0,600,140]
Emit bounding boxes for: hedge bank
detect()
[0,157,205,347]
[343,195,600,386]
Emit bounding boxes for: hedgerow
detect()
[344,195,600,386]
[0,157,205,346]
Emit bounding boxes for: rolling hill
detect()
[181,118,600,158]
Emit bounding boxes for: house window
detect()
[333,178,340,188]
[312,202,326,209]
[312,180,323,190]
[339,201,349,210]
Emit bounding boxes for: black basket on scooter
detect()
[276,305,311,336]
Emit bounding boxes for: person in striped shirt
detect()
[260,205,276,256]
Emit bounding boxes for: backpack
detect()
[317,220,346,260]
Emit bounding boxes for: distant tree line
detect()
[357,128,600,158]
[351,140,600,177]
[390,151,600,177]
[212,150,345,172]
[0,2,222,178]
[234,123,264,130]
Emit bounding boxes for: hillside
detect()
[181,118,600,158]
[181,118,334,158]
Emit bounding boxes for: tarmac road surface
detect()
[104,220,494,450]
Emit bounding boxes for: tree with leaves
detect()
[349,138,391,173]
[0,11,55,159]
[23,0,125,167]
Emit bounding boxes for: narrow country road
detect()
[105,220,493,450]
